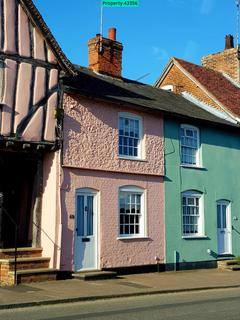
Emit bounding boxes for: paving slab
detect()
[0,269,240,310]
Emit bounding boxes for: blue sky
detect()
[34,0,238,84]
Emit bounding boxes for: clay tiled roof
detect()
[174,58,240,117]
[20,0,76,75]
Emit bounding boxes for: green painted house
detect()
[164,110,240,270]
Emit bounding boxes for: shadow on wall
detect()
[60,169,74,271]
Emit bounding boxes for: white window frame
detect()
[182,191,204,238]
[118,112,143,160]
[118,186,146,239]
[180,124,200,167]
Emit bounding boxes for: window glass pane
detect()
[182,193,201,236]
[217,204,221,228]
[87,196,93,236]
[180,126,198,165]
[120,225,123,234]
[222,205,227,228]
[119,190,142,236]
[77,196,84,236]
[119,115,140,157]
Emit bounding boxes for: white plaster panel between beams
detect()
[33,67,46,106]
[22,106,43,141]
[1,59,17,135]
[49,69,59,90]
[47,48,57,64]
[14,62,32,132]
[18,5,31,57]
[44,92,57,141]
[3,0,17,53]
[33,28,45,61]
[0,0,3,50]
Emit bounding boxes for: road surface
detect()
[1,287,240,319]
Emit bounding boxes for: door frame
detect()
[217,200,232,255]
[74,188,99,271]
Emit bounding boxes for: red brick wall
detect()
[159,64,221,110]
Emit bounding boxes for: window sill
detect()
[118,156,147,162]
[117,236,149,240]
[182,235,208,239]
[180,164,207,171]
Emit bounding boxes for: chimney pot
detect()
[88,28,123,78]
[108,28,117,41]
[225,34,234,49]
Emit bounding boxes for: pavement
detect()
[0,268,240,310]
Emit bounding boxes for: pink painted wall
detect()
[41,151,62,268]
[60,169,164,270]
[61,94,165,270]
[63,95,164,176]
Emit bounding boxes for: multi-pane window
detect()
[182,191,203,237]
[119,114,141,158]
[119,187,144,237]
[180,125,199,166]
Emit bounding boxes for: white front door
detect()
[74,190,98,271]
[217,201,232,255]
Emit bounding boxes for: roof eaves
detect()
[174,58,240,121]
[64,83,237,129]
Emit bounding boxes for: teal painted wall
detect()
[164,118,240,265]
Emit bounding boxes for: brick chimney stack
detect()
[202,34,240,83]
[225,34,234,50]
[88,27,123,78]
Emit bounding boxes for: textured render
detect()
[159,64,221,110]
[164,118,240,265]
[60,169,164,270]
[63,95,164,176]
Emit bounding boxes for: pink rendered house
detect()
[61,29,166,273]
